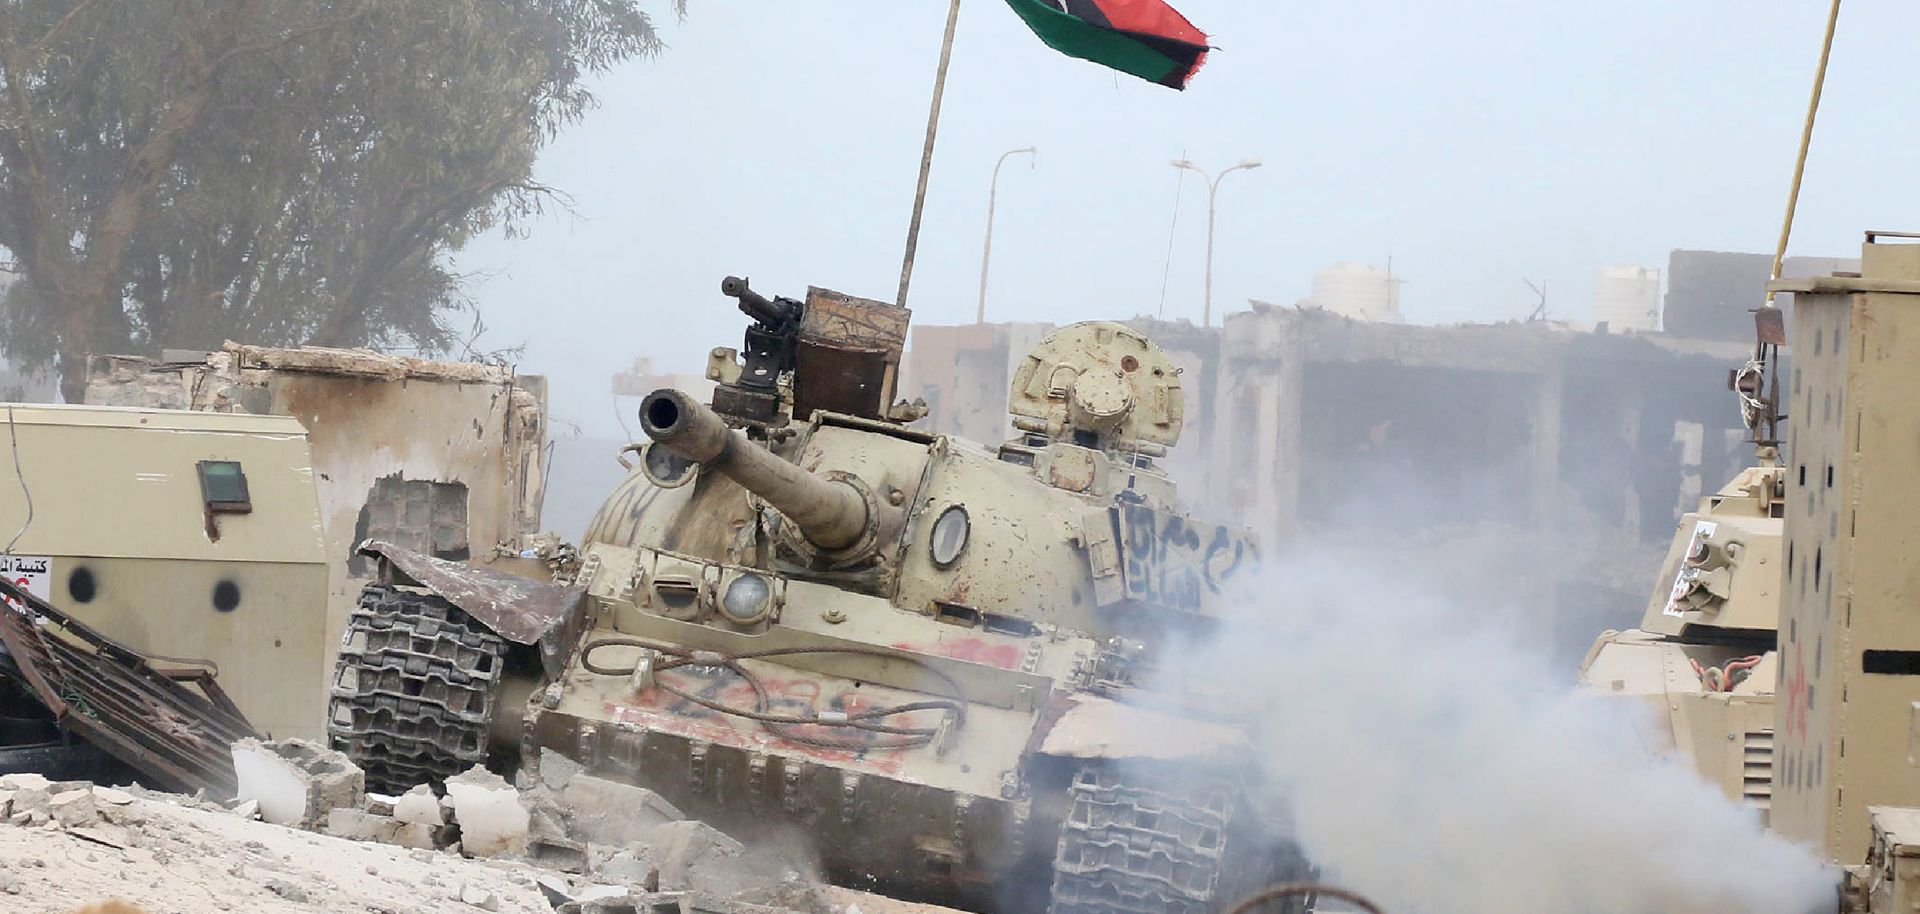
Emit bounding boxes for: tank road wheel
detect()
[327,585,508,794]
[1049,763,1310,914]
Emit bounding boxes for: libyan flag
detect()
[1005,0,1211,90]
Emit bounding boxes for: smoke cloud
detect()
[1161,541,1835,914]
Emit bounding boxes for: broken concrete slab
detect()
[444,765,529,858]
[9,785,48,819]
[0,773,50,792]
[540,747,585,791]
[396,783,445,827]
[231,736,365,828]
[457,881,501,910]
[643,820,752,894]
[325,808,435,849]
[590,844,659,889]
[48,788,98,828]
[562,773,685,845]
[366,792,400,817]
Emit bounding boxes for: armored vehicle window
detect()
[197,461,252,514]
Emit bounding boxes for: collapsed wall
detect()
[84,343,550,698]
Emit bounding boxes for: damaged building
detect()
[85,344,550,678]
[903,305,1757,664]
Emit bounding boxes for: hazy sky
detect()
[461,1,1920,438]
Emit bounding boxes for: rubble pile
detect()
[0,741,961,914]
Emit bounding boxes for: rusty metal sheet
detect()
[0,577,259,797]
[360,541,586,671]
[800,287,909,354]
[1754,306,1788,346]
[1034,694,1251,764]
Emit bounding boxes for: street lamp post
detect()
[977,146,1036,324]
[1171,157,1262,327]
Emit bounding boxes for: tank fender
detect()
[357,540,587,677]
[1034,694,1254,767]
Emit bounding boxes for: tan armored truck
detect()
[330,277,1305,914]
[0,405,330,771]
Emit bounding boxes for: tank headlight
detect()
[929,505,970,568]
[641,443,697,489]
[720,572,772,624]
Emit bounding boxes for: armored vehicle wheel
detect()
[328,585,508,794]
[1049,763,1309,914]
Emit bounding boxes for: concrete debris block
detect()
[231,737,365,828]
[562,774,685,845]
[590,845,658,889]
[0,773,50,792]
[539,748,585,791]
[266,878,310,903]
[0,789,13,819]
[366,792,400,817]
[91,786,135,806]
[642,821,747,894]
[395,784,444,827]
[444,766,528,858]
[577,883,630,902]
[324,808,438,850]
[10,785,50,819]
[528,834,587,874]
[534,873,576,906]
[48,789,99,828]
[458,881,500,911]
[231,799,260,819]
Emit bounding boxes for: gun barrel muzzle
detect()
[640,389,869,551]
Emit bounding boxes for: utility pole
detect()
[976,146,1035,324]
[1171,157,1262,327]
[898,0,963,310]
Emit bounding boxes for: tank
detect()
[1594,264,1662,332]
[1309,262,1400,322]
[1577,303,1785,815]
[328,277,1309,914]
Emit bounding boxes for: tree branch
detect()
[23,0,98,59]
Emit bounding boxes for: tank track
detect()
[1050,764,1246,914]
[327,585,507,793]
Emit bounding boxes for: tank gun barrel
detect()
[639,389,868,551]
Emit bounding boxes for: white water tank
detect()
[1310,263,1401,322]
[1594,265,1661,332]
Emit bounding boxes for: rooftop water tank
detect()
[1310,263,1401,322]
[1594,265,1661,332]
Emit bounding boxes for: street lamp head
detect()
[1171,158,1198,170]
[1234,158,1263,170]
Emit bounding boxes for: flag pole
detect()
[897,0,962,310]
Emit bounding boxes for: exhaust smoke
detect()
[1151,541,1835,914]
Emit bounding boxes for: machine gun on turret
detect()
[706,276,913,430]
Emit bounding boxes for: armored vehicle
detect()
[0,405,330,742]
[329,277,1303,914]
[1578,307,1788,815]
